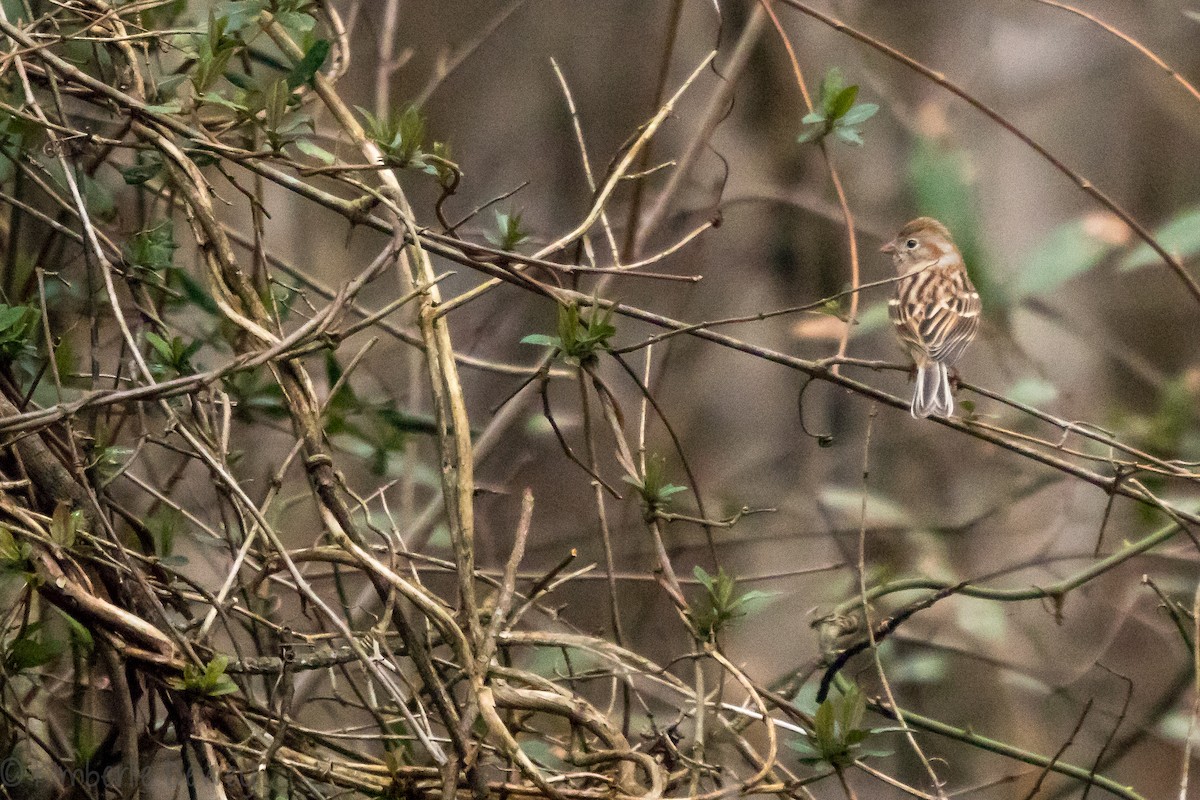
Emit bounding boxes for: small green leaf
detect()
[127,222,178,274]
[6,624,65,672]
[819,67,846,117]
[49,501,82,549]
[295,138,336,164]
[214,0,266,33]
[486,209,530,251]
[169,653,239,696]
[819,485,912,527]
[0,305,27,332]
[833,126,864,146]
[54,609,94,654]
[1006,376,1059,408]
[827,84,859,121]
[814,700,835,747]
[0,526,32,579]
[1120,206,1200,272]
[1013,217,1117,299]
[520,333,560,348]
[145,332,174,361]
[785,739,821,757]
[908,136,1000,308]
[121,158,162,185]
[858,747,894,759]
[276,9,316,35]
[143,102,183,114]
[838,685,866,736]
[197,91,246,111]
[286,39,330,89]
[839,102,878,126]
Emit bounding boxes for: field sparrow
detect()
[883,217,981,418]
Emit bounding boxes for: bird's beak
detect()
[880,241,896,254]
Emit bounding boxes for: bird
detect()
[882,217,981,419]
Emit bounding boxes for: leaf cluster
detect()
[486,210,530,251]
[797,68,879,146]
[49,502,83,550]
[168,654,239,697]
[4,623,64,674]
[688,565,774,640]
[521,301,615,367]
[191,10,243,95]
[358,105,422,168]
[622,453,688,516]
[0,527,33,578]
[146,332,203,378]
[787,685,890,767]
[0,304,40,363]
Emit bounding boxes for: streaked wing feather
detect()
[926,286,980,363]
[891,264,979,365]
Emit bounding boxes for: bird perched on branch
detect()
[883,217,981,418]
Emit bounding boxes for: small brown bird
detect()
[883,217,981,418]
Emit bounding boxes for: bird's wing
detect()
[891,265,980,365]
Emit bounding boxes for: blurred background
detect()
[122,0,1200,796]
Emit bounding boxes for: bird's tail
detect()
[912,362,953,418]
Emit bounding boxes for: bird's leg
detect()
[948,366,962,391]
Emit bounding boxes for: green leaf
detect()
[121,157,162,185]
[171,653,239,696]
[734,589,777,607]
[832,126,864,146]
[839,102,878,126]
[838,685,866,737]
[0,526,30,570]
[197,91,246,111]
[520,333,560,348]
[6,624,65,672]
[819,485,912,527]
[49,501,82,549]
[858,747,894,759]
[785,739,821,757]
[487,209,530,251]
[800,111,825,126]
[215,0,266,33]
[276,9,316,36]
[54,608,94,653]
[286,39,330,89]
[295,138,335,164]
[0,305,27,332]
[908,136,999,308]
[813,700,836,749]
[127,222,178,273]
[0,304,38,361]
[819,67,846,117]
[1012,217,1117,299]
[1006,376,1058,408]
[375,408,443,437]
[844,728,870,746]
[145,332,174,362]
[692,565,714,592]
[827,85,859,121]
[1120,206,1200,271]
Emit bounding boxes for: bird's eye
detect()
[905,239,918,249]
